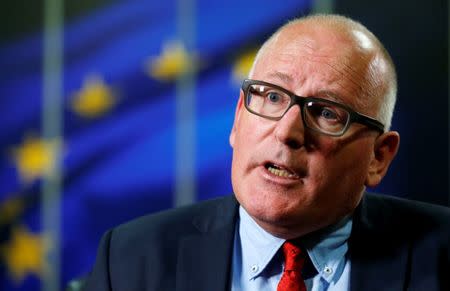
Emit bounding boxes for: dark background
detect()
[336,0,449,206]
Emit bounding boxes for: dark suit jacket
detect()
[83,193,450,291]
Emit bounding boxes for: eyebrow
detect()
[316,89,351,107]
[267,73,345,102]
[265,72,352,108]
[266,72,294,85]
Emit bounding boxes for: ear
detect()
[365,131,400,187]
[229,91,245,148]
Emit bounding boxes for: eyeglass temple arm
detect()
[352,113,385,132]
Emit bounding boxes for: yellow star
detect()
[0,226,49,284]
[146,40,197,81]
[71,75,116,118]
[0,197,24,225]
[231,48,258,83]
[11,136,60,183]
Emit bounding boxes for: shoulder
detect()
[108,194,238,249]
[365,192,450,222]
[84,195,238,290]
[352,192,450,254]
[349,193,450,290]
[362,192,450,235]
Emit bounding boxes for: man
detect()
[83,14,450,291]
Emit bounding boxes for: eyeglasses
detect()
[241,79,385,137]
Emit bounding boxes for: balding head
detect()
[249,14,397,130]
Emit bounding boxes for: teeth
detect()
[267,165,298,178]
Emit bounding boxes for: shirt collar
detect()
[238,206,352,284]
[302,215,352,284]
[238,206,285,280]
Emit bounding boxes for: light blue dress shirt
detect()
[231,207,352,291]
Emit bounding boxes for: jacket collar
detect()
[349,192,410,291]
[176,195,239,291]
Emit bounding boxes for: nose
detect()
[274,105,305,149]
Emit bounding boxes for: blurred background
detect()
[0,0,448,290]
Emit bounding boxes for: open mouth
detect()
[265,162,300,179]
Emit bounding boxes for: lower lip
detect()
[257,166,303,186]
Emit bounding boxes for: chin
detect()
[243,195,305,224]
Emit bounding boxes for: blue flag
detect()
[0,0,312,290]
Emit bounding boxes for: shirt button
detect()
[251,265,259,273]
[324,266,333,274]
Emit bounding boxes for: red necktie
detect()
[277,241,307,291]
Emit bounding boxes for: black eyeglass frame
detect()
[241,79,385,137]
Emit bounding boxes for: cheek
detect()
[230,115,260,185]
[310,138,373,194]
[233,114,273,157]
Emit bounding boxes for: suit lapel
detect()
[176,195,239,291]
[350,193,411,291]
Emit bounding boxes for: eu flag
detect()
[0,1,312,289]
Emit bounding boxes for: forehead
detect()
[251,25,378,112]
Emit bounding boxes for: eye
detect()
[267,92,282,103]
[320,108,338,120]
[306,101,347,124]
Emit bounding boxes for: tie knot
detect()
[282,241,306,271]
